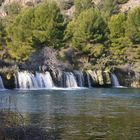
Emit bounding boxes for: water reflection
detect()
[0,88,140,140]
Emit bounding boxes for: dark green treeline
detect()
[0,0,139,69]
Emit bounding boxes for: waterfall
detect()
[36,72,54,88]
[14,74,18,88]
[17,71,54,89]
[74,71,84,87]
[111,73,120,87]
[87,73,92,88]
[64,72,78,88]
[0,76,4,89]
[18,71,36,89]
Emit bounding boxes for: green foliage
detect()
[109,37,132,63]
[4,2,21,16]
[8,8,34,44]
[65,8,106,55]
[108,13,132,64]
[7,7,34,62]
[33,1,64,47]
[0,21,6,46]
[83,43,105,58]
[125,45,140,60]
[3,2,22,26]
[8,42,34,62]
[7,0,65,61]
[100,0,119,20]
[0,0,139,68]
[74,0,93,16]
[108,13,126,38]
[126,7,140,44]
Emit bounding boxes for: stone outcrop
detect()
[0,67,139,89]
[120,0,140,13]
[1,0,140,18]
[86,70,111,87]
[2,0,42,6]
[0,72,15,89]
[114,68,140,88]
[0,65,18,89]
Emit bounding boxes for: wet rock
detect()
[114,68,140,88]
[96,70,104,85]
[103,71,111,85]
[0,65,18,89]
[86,70,111,87]
[0,72,15,89]
[87,70,98,86]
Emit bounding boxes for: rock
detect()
[103,71,111,85]
[114,68,140,88]
[0,72,15,89]
[96,70,104,85]
[2,0,42,6]
[86,70,111,87]
[120,0,140,13]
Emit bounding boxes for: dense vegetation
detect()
[0,0,139,70]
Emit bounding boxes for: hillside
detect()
[0,0,139,88]
[0,0,140,17]
[120,0,140,12]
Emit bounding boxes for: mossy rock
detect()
[0,72,15,89]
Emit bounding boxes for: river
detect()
[0,88,140,140]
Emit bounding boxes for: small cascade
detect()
[35,72,45,88]
[0,76,4,89]
[17,71,54,89]
[111,73,120,87]
[87,73,92,88]
[64,72,78,88]
[74,71,84,87]
[36,72,54,88]
[14,74,18,88]
[18,71,36,89]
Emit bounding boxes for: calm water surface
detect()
[0,88,140,140]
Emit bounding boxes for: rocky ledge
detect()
[114,68,140,88]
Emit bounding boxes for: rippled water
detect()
[0,88,140,140]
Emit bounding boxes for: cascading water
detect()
[14,74,18,88]
[74,71,84,87]
[111,73,120,87]
[36,72,54,88]
[17,71,54,89]
[64,72,78,88]
[0,76,4,89]
[87,73,92,88]
[1,70,114,89]
[18,71,37,89]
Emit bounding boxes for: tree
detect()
[108,13,132,64]
[4,2,21,16]
[100,0,119,20]
[74,0,93,16]
[8,42,34,62]
[0,21,6,46]
[7,0,65,62]
[108,13,126,39]
[3,2,22,26]
[65,8,106,57]
[32,0,65,48]
[0,21,7,59]
[8,8,34,44]
[126,6,140,44]
[7,8,35,62]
